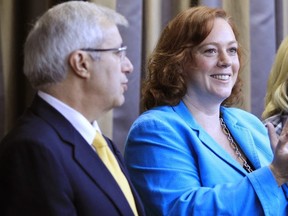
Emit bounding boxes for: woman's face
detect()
[185,18,240,104]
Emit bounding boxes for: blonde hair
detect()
[262,36,288,119]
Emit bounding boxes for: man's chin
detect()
[114,97,125,107]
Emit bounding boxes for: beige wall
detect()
[91,0,116,9]
[284,0,288,36]
[1,0,16,133]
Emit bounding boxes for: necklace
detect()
[219,117,254,173]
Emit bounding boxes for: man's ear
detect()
[68,51,91,78]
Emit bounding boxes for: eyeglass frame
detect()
[80,46,127,62]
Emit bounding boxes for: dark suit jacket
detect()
[0,96,145,216]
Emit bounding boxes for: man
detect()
[0,2,145,216]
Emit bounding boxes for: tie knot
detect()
[93,132,107,148]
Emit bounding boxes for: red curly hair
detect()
[142,6,244,111]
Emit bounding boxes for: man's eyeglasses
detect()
[81,46,127,62]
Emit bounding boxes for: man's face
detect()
[88,24,134,111]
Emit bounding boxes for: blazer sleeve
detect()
[0,138,76,216]
[124,111,288,215]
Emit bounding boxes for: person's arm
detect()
[125,117,285,215]
[267,121,288,186]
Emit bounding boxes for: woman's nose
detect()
[217,52,232,68]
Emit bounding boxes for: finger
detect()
[280,118,288,135]
[276,119,288,149]
[266,122,277,152]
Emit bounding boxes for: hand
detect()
[267,121,288,186]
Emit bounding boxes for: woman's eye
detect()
[228,47,238,54]
[204,49,217,54]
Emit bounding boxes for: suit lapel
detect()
[198,124,248,174]
[221,113,262,169]
[173,101,250,174]
[72,138,135,216]
[30,96,136,216]
[105,136,145,215]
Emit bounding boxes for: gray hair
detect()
[23,1,128,89]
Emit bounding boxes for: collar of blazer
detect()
[172,100,259,174]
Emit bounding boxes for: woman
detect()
[262,36,288,136]
[124,6,288,215]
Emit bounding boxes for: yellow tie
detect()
[93,132,138,216]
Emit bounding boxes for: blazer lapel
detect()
[198,125,248,174]
[221,112,263,169]
[173,101,248,174]
[105,137,145,216]
[72,139,135,216]
[30,96,135,216]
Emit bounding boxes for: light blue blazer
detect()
[124,101,288,215]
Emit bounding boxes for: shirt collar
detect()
[38,91,99,145]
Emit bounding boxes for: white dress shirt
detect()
[38,91,100,146]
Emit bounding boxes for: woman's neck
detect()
[182,94,222,131]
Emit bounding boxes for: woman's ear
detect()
[68,50,91,78]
